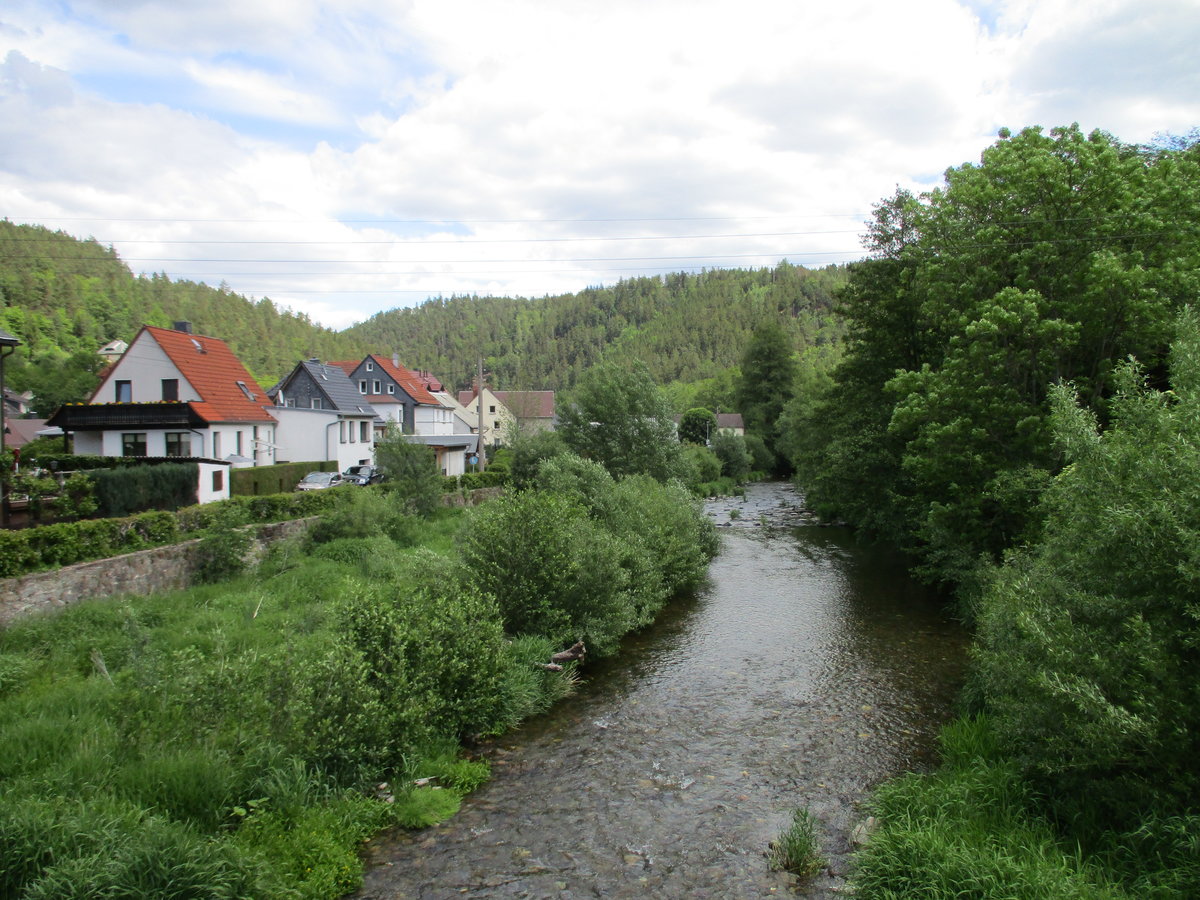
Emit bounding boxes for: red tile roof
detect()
[141,326,275,424]
[330,356,442,405]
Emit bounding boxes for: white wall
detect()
[413,404,455,435]
[197,462,231,503]
[92,331,202,402]
[271,408,374,470]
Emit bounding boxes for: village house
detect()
[456,387,556,448]
[331,354,478,476]
[266,359,378,472]
[46,323,277,502]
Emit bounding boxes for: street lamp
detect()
[0,327,22,528]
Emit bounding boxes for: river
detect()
[355,482,967,899]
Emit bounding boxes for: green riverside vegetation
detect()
[0,457,717,898]
[781,126,1200,897]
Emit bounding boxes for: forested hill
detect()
[0,218,849,412]
[342,262,849,392]
[0,220,366,393]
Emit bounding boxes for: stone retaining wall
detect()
[0,486,504,628]
[0,518,317,628]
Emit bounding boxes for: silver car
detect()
[295,471,345,491]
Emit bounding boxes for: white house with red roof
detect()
[47,324,278,501]
[331,354,477,475]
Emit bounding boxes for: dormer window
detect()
[236,381,255,401]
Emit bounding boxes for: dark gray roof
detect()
[273,360,378,416]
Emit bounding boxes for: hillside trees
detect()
[789,125,1200,587]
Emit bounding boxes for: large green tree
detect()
[792,125,1200,587]
[736,320,798,473]
[557,362,683,482]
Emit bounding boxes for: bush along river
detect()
[355,482,967,899]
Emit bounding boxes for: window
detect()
[339,421,346,443]
[115,380,132,402]
[366,361,373,371]
[489,405,496,414]
[373,380,381,393]
[212,470,224,492]
[213,432,222,458]
[236,431,244,455]
[236,381,255,401]
[161,378,178,401]
[349,420,356,443]
[122,433,147,456]
[311,398,322,409]
[359,421,369,442]
[387,384,395,394]
[359,380,367,394]
[165,432,191,457]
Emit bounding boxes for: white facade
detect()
[271,407,375,471]
[413,404,456,435]
[198,462,232,503]
[73,423,274,466]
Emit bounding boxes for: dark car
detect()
[342,464,384,485]
[295,471,346,491]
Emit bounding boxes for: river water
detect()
[356,482,967,899]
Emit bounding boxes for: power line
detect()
[5,229,864,245]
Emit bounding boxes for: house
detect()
[3,385,33,419]
[267,359,379,471]
[456,388,556,447]
[330,354,478,476]
[46,323,278,502]
[716,413,745,436]
[4,418,48,451]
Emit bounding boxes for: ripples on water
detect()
[356,483,966,899]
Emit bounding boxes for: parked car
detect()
[342,464,384,485]
[295,471,345,491]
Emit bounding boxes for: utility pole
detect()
[0,328,22,528]
[476,356,488,471]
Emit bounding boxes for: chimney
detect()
[392,353,400,367]
[174,321,193,334]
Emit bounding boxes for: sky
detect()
[1,1,1198,331]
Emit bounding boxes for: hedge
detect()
[0,491,347,580]
[231,461,338,497]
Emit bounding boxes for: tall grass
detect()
[850,717,1138,899]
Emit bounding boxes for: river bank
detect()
[355,482,967,899]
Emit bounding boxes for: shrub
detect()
[457,491,635,656]
[509,429,568,488]
[374,426,442,516]
[192,506,252,584]
[711,430,751,481]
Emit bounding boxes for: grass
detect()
[0,502,578,900]
[848,717,1160,899]
[768,807,827,878]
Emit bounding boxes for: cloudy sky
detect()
[2,0,1197,330]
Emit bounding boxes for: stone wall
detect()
[0,518,317,628]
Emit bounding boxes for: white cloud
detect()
[1,0,1197,329]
